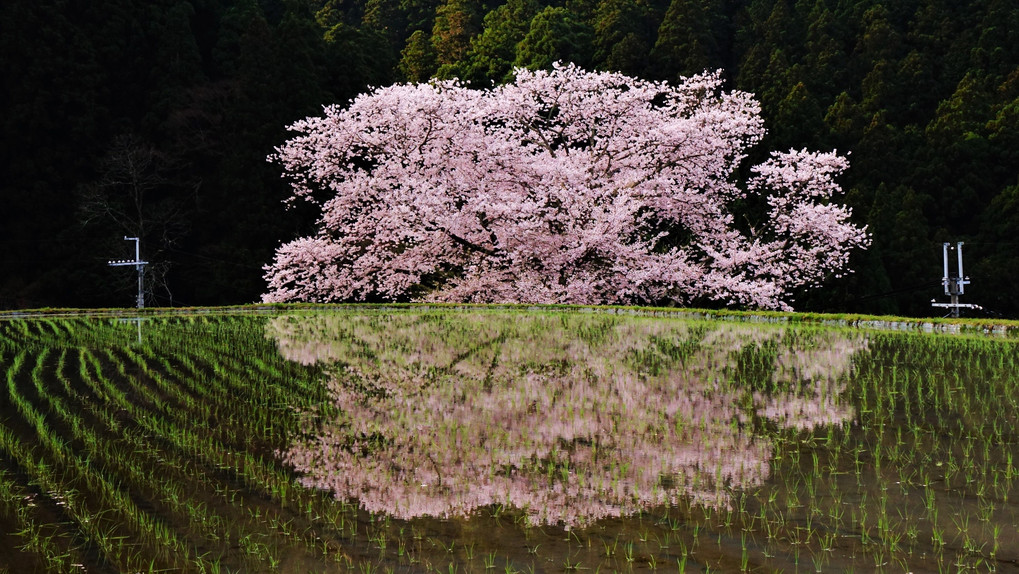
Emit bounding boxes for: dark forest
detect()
[2,0,1017,316]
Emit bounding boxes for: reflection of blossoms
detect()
[695,326,863,430]
[755,332,863,430]
[755,385,855,431]
[269,312,865,528]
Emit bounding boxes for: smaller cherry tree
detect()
[263,63,868,310]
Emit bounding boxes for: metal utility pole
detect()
[108,236,149,308]
[931,242,980,317]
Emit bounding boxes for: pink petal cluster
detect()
[263,64,868,310]
[270,312,864,527]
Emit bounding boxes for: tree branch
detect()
[424,223,499,257]
[444,230,498,257]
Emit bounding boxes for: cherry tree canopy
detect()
[263,63,868,309]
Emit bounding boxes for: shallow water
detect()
[1,309,1018,572]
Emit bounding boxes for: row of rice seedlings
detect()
[0,320,36,354]
[3,318,340,570]
[20,318,78,342]
[38,353,210,567]
[0,352,89,573]
[84,330,289,566]
[129,347,282,459]
[92,346,299,500]
[79,352,344,571]
[111,343,286,463]
[167,323,408,569]
[0,466,75,573]
[75,321,384,568]
[135,341,255,412]
[4,315,342,570]
[116,320,293,419]
[144,340,323,449]
[0,460,89,573]
[3,350,192,571]
[146,316,331,424]
[145,317,337,452]
[39,347,256,564]
[0,317,129,356]
[75,346,305,556]
[5,326,221,566]
[712,329,1019,571]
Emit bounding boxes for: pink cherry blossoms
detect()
[263,63,869,309]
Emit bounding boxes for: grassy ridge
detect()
[3,303,1018,337]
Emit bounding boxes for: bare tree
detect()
[79,133,193,306]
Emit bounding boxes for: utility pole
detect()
[108,236,149,308]
[931,242,980,317]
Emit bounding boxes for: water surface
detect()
[0,309,1017,572]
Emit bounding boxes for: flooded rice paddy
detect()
[0,308,1018,572]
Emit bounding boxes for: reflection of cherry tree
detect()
[697,326,862,431]
[269,312,865,528]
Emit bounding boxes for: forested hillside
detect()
[2,0,1017,316]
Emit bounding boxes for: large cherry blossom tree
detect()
[263,63,868,309]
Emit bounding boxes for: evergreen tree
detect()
[0,1,106,307]
[399,29,439,80]
[401,0,443,33]
[865,184,936,315]
[735,0,803,105]
[772,81,825,148]
[514,6,594,70]
[802,1,846,100]
[975,182,1019,315]
[824,90,866,147]
[363,0,408,48]
[458,0,540,84]
[431,0,482,72]
[592,0,652,75]
[649,0,722,80]
[922,72,996,232]
[971,0,1019,82]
